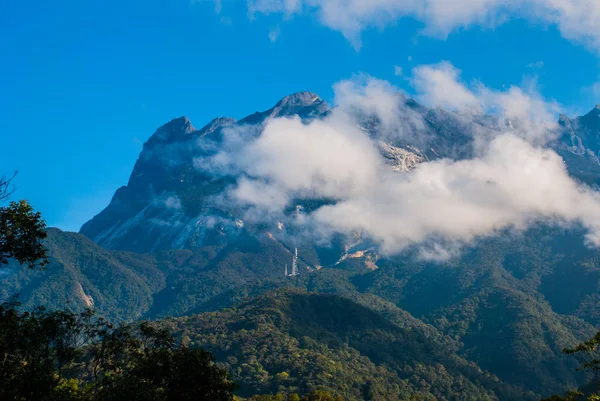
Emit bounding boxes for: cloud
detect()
[197,63,600,260]
[394,65,403,76]
[165,195,182,209]
[312,133,600,255]
[411,62,561,144]
[245,0,600,51]
[230,115,381,202]
[333,76,405,131]
[214,0,222,14]
[590,81,600,97]
[248,0,303,16]
[527,61,545,69]
[268,26,281,42]
[412,62,482,112]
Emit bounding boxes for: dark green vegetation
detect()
[0,228,294,322]
[4,227,600,399]
[0,300,237,401]
[541,330,600,401]
[0,180,323,401]
[0,184,236,401]
[165,289,530,401]
[0,297,345,401]
[0,173,48,269]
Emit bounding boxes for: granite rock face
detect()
[80,92,600,254]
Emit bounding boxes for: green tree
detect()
[0,300,88,401]
[0,301,237,401]
[248,395,285,401]
[0,173,48,268]
[98,323,237,401]
[543,331,600,401]
[300,390,343,401]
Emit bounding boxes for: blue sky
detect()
[1,0,599,231]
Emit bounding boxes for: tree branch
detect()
[0,171,17,201]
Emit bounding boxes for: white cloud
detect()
[411,62,561,144]
[527,61,545,69]
[165,195,182,209]
[394,65,403,76]
[233,178,290,212]
[248,0,303,16]
[198,64,600,260]
[214,0,222,14]
[312,133,600,255]
[333,76,405,130]
[268,26,281,42]
[412,62,482,112]
[591,81,600,97]
[230,115,381,202]
[245,0,600,51]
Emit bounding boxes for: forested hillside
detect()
[2,226,598,399]
[166,290,532,401]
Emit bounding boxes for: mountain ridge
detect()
[165,288,535,401]
[79,88,600,256]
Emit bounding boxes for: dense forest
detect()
[165,289,530,400]
[4,226,599,399]
[2,290,600,401]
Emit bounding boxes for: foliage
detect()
[351,229,597,396]
[166,289,531,401]
[246,390,340,401]
[0,300,237,401]
[96,323,237,401]
[0,199,48,268]
[2,226,600,399]
[0,299,83,400]
[0,229,293,322]
[0,229,167,322]
[542,330,600,401]
[0,172,48,269]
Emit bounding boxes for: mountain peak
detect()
[275,91,323,108]
[198,116,236,138]
[162,116,195,132]
[578,104,600,128]
[270,91,329,119]
[586,104,600,114]
[144,116,197,149]
[238,91,330,125]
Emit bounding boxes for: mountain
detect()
[352,227,596,395]
[79,91,600,257]
[79,92,330,254]
[165,289,533,401]
[0,228,164,321]
[556,105,600,185]
[77,92,495,255]
[4,94,600,399]
[2,228,595,398]
[0,228,303,321]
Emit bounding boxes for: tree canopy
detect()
[0,173,48,269]
[0,300,238,401]
[544,331,600,401]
